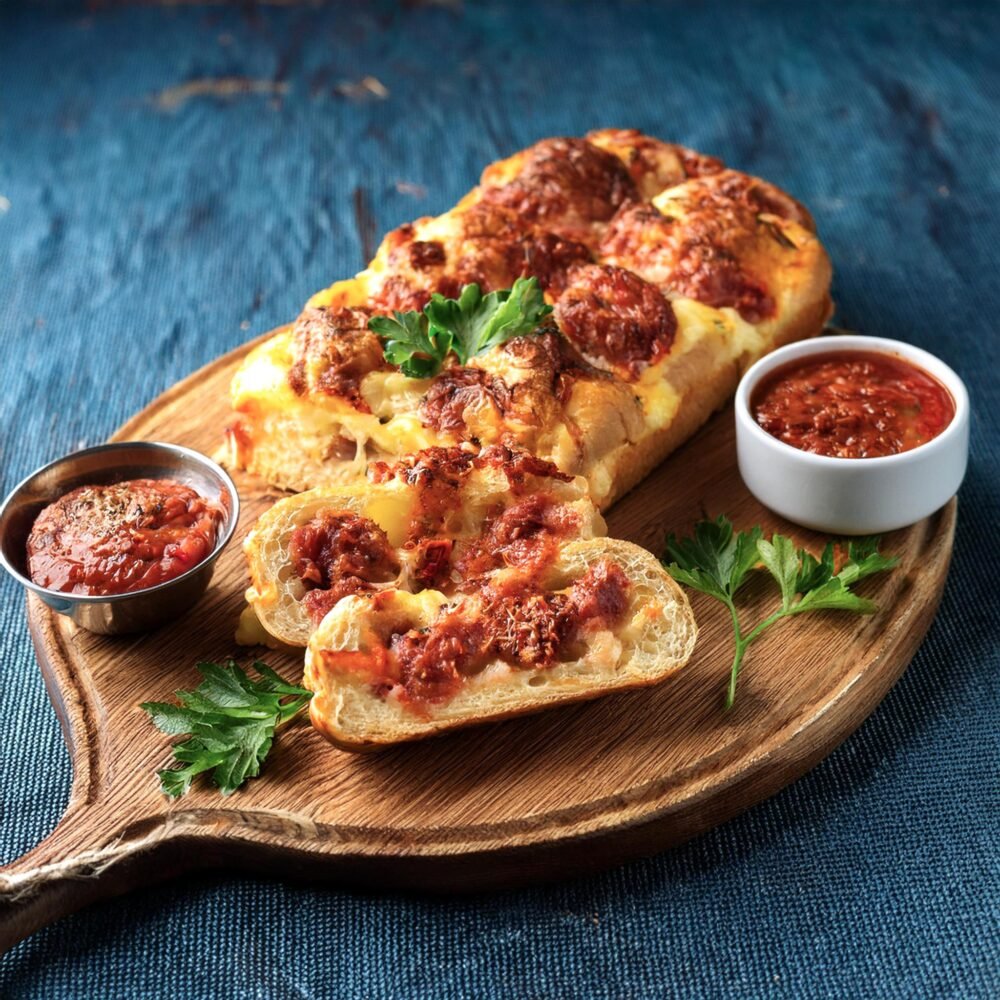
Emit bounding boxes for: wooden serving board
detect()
[0,333,955,950]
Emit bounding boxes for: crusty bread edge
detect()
[311,653,683,751]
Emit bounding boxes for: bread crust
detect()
[228,132,832,748]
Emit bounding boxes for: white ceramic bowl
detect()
[735,335,969,534]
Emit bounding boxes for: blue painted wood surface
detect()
[0,1,997,996]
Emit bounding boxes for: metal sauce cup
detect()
[0,441,240,635]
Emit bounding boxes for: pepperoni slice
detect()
[287,307,385,410]
[452,203,593,295]
[601,202,775,324]
[671,242,775,324]
[419,367,513,433]
[554,263,677,373]
[697,171,814,229]
[515,230,593,296]
[481,137,638,244]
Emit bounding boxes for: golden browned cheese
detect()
[227,129,832,507]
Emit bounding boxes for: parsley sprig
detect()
[664,517,899,710]
[141,660,313,797]
[368,276,553,378]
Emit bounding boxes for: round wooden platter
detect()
[0,332,955,950]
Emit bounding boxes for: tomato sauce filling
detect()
[457,495,582,583]
[410,538,453,589]
[340,559,633,709]
[289,512,400,624]
[26,479,223,596]
[364,445,582,602]
[752,350,955,459]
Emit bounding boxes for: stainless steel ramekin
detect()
[0,441,240,635]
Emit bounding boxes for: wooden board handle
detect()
[0,603,176,951]
[0,806,178,952]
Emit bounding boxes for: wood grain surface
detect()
[0,333,955,951]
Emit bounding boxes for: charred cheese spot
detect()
[554,263,676,376]
[479,137,638,247]
[448,202,528,292]
[369,445,478,486]
[408,239,447,269]
[371,274,452,314]
[585,128,725,198]
[370,445,478,541]
[365,221,460,312]
[473,443,574,489]
[405,332,641,482]
[288,307,386,411]
[369,443,572,496]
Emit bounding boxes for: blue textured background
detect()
[2,1,998,996]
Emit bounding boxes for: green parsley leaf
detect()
[141,660,312,798]
[757,534,800,611]
[139,701,200,736]
[791,577,875,614]
[368,310,452,378]
[664,520,898,710]
[794,541,836,594]
[664,515,762,603]
[842,537,900,584]
[369,276,552,378]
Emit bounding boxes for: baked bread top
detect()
[228,130,832,503]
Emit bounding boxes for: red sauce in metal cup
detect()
[751,350,955,459]
[26,478,223,595]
